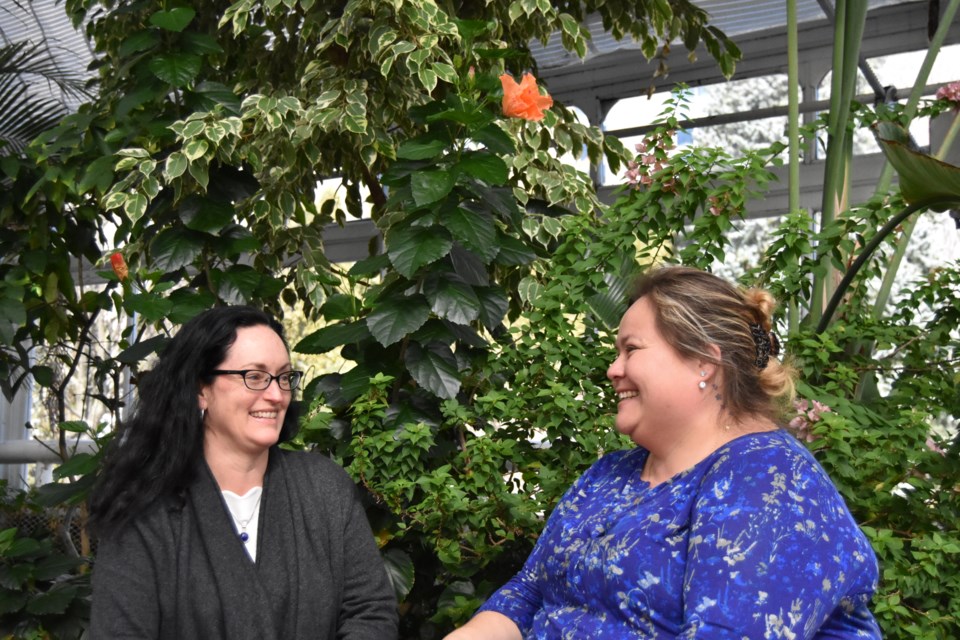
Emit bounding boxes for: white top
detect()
[221,486,263,561]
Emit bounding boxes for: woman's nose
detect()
[606,354,623,381]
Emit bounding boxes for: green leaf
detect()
[423,274,481,325]
[348,253,391,277]
[53,453,98,480]
[455,152,508,185]
[180,196,234,233]
[473,123,516,155]
[405,341,461,399]
[875,122,960,211]
[149,6,196,32]
[116,335,169,366]
[149,53,202,87]
[441,207,497,261]
[397,138,447,160]
[320,294,361,320]
[386,225,453,278]
[449,244,489,286]
[78,156,115,194]
[25,582,79,615]
[494,234,536,265]
[382,548,415,602]
[183,139,209,161]
[31,365,55,387]
[150,227,205,271]
[32,554,85,582]
[34,474,96,507]
[123,293,174,322]
[57,421,89,434]
[165,151,188,179]
[411,170,455,207]
[474,286,509,330]
[168,288,216,324]
[366,296,431,347]
[294,321,371,354]
[119,30,160,57]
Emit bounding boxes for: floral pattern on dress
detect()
[478,430,881,639]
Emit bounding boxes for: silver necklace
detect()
[229,490,262,542]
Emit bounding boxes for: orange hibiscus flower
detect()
[110,252,128,282]
[500,73,554,121]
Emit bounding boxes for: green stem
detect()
[786,0,800,333]
[817,200,930,334]
[812,0,868,323]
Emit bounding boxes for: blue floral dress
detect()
[478,430,881,638]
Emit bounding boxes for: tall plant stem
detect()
[786,0,801,333]
[811,0,868,322]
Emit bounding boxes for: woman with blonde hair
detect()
[447,265,880,639]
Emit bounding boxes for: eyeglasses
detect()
[209,369,304,391]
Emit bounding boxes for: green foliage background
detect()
[1,0,959,638]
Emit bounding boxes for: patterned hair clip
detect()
[749,323,779,369]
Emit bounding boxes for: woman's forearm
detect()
[443,611,523,640]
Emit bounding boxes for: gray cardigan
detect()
[89,448,398,639]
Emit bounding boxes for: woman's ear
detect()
[699,344,723,379]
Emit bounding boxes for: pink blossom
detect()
[925,437,946,456]
[936,81,960,106]
[789,398,826,443]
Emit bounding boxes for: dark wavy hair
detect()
[87,305,299,537]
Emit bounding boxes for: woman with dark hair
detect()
[446,266,880,639]
[88,305,398,640]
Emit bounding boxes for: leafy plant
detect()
[0,486,91,640]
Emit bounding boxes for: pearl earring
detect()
[698,380,707,389]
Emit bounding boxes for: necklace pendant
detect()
[239,531,249,542]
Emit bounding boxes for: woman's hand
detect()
[443,611,523,640]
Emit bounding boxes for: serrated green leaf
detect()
[472,123,516,155]
[386,225,453,278]
[25,582,78,615]
[294,321,371,354]
[455,152,508,185]
[150,227,204,271]
[424,274,481,324]
[440,207,497,261]
[475,286,508,330]
[494,234,536,265]
[405,342,460,399]
[366,296,430,347]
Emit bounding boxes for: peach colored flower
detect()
[110,252,128,282]
[500,73,554,121]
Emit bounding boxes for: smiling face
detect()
[606,296,705,446]
[198,324,293,458]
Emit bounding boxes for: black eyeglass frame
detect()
[209,369,304,391]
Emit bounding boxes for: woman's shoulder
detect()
[702,429,846,502]
[273,448,353,481]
